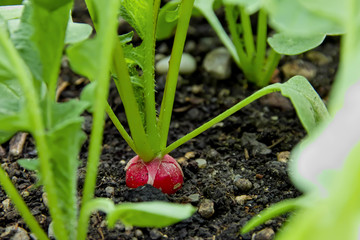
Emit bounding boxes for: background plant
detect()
[72,0,332,197]
[192,0,330,86]
[0,0,196,239]
[241,0,360,239]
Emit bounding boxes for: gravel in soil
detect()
[0,7,339,240]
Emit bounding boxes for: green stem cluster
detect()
[199,4,280,87]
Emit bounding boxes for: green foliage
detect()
[266,0,344,36]
[268,33,326,55]
[107,201,197,228]
[194,0,330,86]
[156,0,180,40]
[119,0,151,39]
[277,76,329,133]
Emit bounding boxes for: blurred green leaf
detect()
[279,76,330,133]
[65,21,93,44]
[156,0,180,40]
[223,0,262,14]
[17,158,40,171]
[0,5,23,20]
[107,201,196,228]
[265,0,344,36]
[268,33,326,55]
[119,0,151,39]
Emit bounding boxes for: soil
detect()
[0,5,339,240]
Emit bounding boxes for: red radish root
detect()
[125,154,184,194]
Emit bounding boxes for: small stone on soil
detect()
[198,199,215,218]
[277,151,290,163]
[155,53,197,75]
[0,145,6,158]
[2,198,11,211]
[105,186,115,196]
[235,195,252,205]
[203,47,232,80]
[234,178,253,192]
[188,193,200,203]
[0,226,30,240]
[253,227,275,240]
[281,59,317,80]
[150,229,163,239]
[9,132,28,157]
[306,51,332,65]
[195,158,207,168]
[42,192,49,207]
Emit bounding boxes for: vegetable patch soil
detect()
[0,11,338,240]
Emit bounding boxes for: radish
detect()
[125,154,184,194]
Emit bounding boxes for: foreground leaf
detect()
[268,33,326,55]
[107,201,196,228]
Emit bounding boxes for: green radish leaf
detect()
[80,81,97,113]
[17,158,40,171]
[119,31,134,44]
[265,0,344,36]
[241,198,303,234]
[268,33,326,55]
[0,0,22,6]
[65,21,93,44]
[278,76,329,133]
[156,0,181,40]
[27,0,72,87]
[0,5,23,20]
[45,101,88,238]
[107,201,196,228]
[223,0,263,14]
[119,0,151,39]
[31,0,72,12]
[10,3,43,83]
[0,27,29,143]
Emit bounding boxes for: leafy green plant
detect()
[191,0,328,86]
[66,0,329,196]
[0,0,196,240]
[241,0,360,239]
[0,0,334,239]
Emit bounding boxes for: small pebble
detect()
[150,229,163,239]
[177,157,188,166]
[195,159,207,168]
[9,132,28,157]
[184,40,197,53]
[42,192,48,207]
[281,59,317,80]
[306,51,332,65]
[105,186,115,196]
[120,160,126,165]
[207,149,220,160]
[185,151,196,159]
[235,195,252,205]
[21,190,30,198]
[203,47,232,80]
[48,222,55,239]
[0,145,6,158]
[135,229,143,237]
[2,199,11,211]
[155,53,197,75]
[234,178,253,192]
[198,199,215,218]
[277,151,290,163]
[191,84,203,94]
[188,193,200,203]
[253,227,275,240]
[0,226,29,240]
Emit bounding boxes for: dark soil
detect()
[0,5,339,240]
